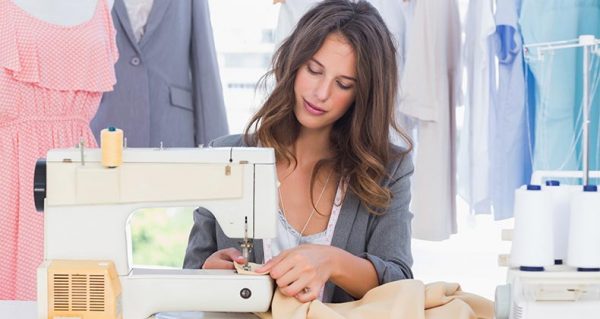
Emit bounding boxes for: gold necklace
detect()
[278,169,334,240]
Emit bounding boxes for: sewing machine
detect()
[495,266,600,319]
[495,182,600,319]
[34,146,278,319]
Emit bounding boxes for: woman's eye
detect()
[307,66,321,75]
[337,81,353,90]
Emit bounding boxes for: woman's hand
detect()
[255,244,337,302]
[202,248,247,269]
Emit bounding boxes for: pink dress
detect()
[0,0,117,300]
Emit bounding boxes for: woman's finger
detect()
[202,248,244,269]
[294,284,319,303]
[232,255,247,265]
[203,259,234,269]
[279,274,312,297]
[274,262,306,288]
[268,253,298,280]
[220,248,243,261]
[256,249,290,273]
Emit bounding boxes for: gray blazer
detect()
[91,0,228,147]
[183,134,414,303]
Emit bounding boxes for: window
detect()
[208,0,280,134]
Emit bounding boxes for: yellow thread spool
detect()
[101,127,123,168]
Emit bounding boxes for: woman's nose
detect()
[314,79,332,102]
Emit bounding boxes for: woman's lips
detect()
[303,99,326,115]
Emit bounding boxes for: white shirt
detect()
[263,181,346,301]
[400,0,462,240]
[457,0,496,214]
[263,181,345,261]
[124,0,154,42]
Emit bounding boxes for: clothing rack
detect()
[524,35,600,185]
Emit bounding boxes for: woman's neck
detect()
[292,128,333,167]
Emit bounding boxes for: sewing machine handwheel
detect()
[33,159,47,212]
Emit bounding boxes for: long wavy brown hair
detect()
[244,0,412,215]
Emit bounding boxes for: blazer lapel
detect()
[113,0,141,54]
[139,0,172,48]
[323,190,360,301]
[330,192,360,249]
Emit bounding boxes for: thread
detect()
[567,185,600,270]
[543,182,579,262]
[509,185,554,270]
[101,127,123,168]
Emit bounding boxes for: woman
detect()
[184,0,414,303]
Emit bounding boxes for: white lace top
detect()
[123,0,153,42]
[263,180,346,300]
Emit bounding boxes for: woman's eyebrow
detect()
[310,58,357,82]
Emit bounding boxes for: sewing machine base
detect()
[122,268,274,318]
[38,261,274,319]
[495,267,600,319]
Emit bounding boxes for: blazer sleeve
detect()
[191,0,229,145]
[182,207,217,269]
[362,154,414,283]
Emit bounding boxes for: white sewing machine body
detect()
[36,147,278,319]
[495,182,600,319]
[496,267,600,319]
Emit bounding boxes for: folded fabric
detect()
[234,261,270,275]
[255,280,494,319]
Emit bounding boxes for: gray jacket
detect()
[92,0,228,147]
[183,134,414,303]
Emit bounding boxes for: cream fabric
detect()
[234,262,269,275]
[255,280,493,319]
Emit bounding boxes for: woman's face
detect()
[293,33,357,133]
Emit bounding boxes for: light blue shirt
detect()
[519,0,600,178]
[491,0,532,219]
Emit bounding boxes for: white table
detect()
[0,301,259,319]
[0,300,36,319]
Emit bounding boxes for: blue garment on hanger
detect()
[491,0,531,219]
[520,0,600,176]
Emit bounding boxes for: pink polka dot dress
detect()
[0,0,117,300]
